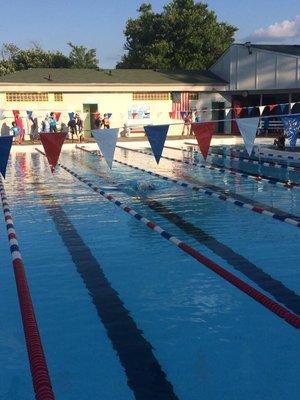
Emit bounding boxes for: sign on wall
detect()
[128,104,151,120]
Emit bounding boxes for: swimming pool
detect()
[0,141,299,400]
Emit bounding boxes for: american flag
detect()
[171,92,190,119]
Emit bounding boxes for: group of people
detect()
[94,113,111,129]
[10,112,84,144]
[181,111,201,135]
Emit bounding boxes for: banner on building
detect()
[144,124,169,164]
[92,128,119,169]
[236,117,260,155]
[128,104,150,120]
[281,115,300,150]
[191,122,215,160]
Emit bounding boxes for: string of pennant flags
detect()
[0,113,300,179]
[0,99,300,122]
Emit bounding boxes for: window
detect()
[132,92,171,101]
[189,93,198,100]
[54,92,63,101]
[6,92,49,102]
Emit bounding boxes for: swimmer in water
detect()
[136,182,156,192]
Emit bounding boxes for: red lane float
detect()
[0,177,55,400]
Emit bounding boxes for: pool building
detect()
[0,43,299,137]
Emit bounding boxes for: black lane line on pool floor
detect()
[143,198,300,316]
[29,178,179,399]
[74,151,300,316]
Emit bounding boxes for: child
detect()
[11,121,20,144]
[102,114,110,129]
[49,112,57,133]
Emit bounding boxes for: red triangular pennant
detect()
[40,133,67,172]
[234,106,243,117]
[269,104,277,112]
[12,110,20,118]
[169,111,175,119]
[55,112,61,121]
[191,122,215,160]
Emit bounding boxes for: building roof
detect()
[251,44,300,57]
[0,68,227,85]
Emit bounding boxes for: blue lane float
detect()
[118,145,300,190]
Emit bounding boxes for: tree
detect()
[0,42,99,76]
[0,59,16,76]
[116,0,237,69]
[68,42,99,69]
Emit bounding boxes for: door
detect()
[83,104,98,137]
[212,102,225,133]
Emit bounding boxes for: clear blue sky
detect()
[1,0,299,67]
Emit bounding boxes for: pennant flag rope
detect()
[144,125,170,164]
[236,117,260,156]
[191,122,215,160]
[40,132,67,172]
[281,116,300,150]
[92,128,119,169]
[0,136,13,178]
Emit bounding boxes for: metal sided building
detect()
[210,43,300,130]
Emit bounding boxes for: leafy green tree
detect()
[0,59,16,76]
[67,42,99,69]
[117,0,237,69]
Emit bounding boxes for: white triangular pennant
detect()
[0,109,5,120]
[225,108,231,117]
[259,106,265,115]
[92,128,119,169]
[290,102,296,110]
[236,117,260,156]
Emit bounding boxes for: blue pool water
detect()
[0,144,299,400]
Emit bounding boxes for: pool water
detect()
[0,143,299,400]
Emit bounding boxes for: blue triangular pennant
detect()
[279,104,287,114]
[26,110,33,118]
[281,116,300,150]
[92,128,119,169]
[247,107,254,115]
[68,112,75,121]
[107,113,112,119]
[144,125,169,164]
[0,136,13,178]
[180,111,187,119]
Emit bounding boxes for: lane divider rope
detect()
[185,142,300,162]
[0,177,55,400]
[116,145,299,190]
[167,144,300,172]
[37,147,300,329]
[110,146,300,227]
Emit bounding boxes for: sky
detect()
[0,0,299,68]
